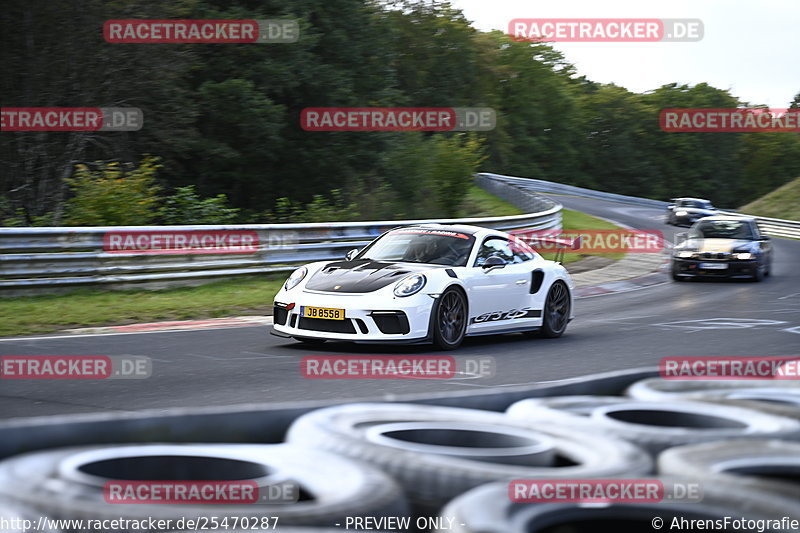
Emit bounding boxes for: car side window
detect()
[748,222,762,240]
[474,237,529,266]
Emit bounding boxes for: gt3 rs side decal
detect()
[470,307,541,324]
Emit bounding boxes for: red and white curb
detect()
[574,261,670,298]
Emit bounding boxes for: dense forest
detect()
[1,0,799,226]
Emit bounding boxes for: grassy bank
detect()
[740,177,800,221]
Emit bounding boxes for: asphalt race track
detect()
[1,195,798,419]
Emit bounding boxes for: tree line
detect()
[1,0,799,226]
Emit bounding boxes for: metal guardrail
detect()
[480,173,800,240]
[481,173,670,209]
[0,176,562,295]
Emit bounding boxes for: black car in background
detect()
[671,216,772,281]
[665,197,719,226]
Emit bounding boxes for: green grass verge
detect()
[0,277,285,337]
[0,186,621,336]
[539,208,625,264]
[739,177,800,221]
[460,184,524,217]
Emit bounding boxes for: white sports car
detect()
[271,224,575,350]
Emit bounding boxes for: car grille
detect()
[700,252,730,260]
[298,317,357,334]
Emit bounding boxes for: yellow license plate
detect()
[301,306,345,320]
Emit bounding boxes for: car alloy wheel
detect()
[434,288,466,349]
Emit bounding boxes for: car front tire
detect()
[432,287,467,350]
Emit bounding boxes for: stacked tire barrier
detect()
[0,373,798,532]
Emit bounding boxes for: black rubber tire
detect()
[507,395,800,454]
[286,403,652,515]
[431,287,467,350]
[626,378,800,420]
[539,281,570,338]
[0,499,60,533]
[626,378,800,401]
[752,263,765,282]
[438,477,800,533]
[671,270,684,281]
[0,444,406,527]
[658,439,800,507]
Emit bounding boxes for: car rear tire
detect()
[432,287,467,350]
[539,281,570,338]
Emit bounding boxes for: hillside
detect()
[739,177,800,220]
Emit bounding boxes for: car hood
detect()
[304,259,436,293]
[679,238,753,253]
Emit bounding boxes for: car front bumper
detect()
[672,258,760,278]
[672,214,703,226]
[271,290,435,343]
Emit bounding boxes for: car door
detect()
[461,236,536,333]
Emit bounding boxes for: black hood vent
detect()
[305,259,431,293]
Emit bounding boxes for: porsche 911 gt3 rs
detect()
[271,224,575,350]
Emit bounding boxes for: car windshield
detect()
[690,220,754,240]
[359,228,475,266]
[677,200,707,208]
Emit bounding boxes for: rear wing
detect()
[510,233,581,264]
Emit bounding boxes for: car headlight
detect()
[735,252,753,260]
[284,266,308,291]
[394,274,426,297]
[676,251,696,258]
[675,210,688,216]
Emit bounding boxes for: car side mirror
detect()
[345,248,359,260]
[674,232,689,246]
[667,204,675,211]
[482,255,507,270]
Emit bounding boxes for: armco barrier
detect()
[481,172,800,239]
[0,176,561,295]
